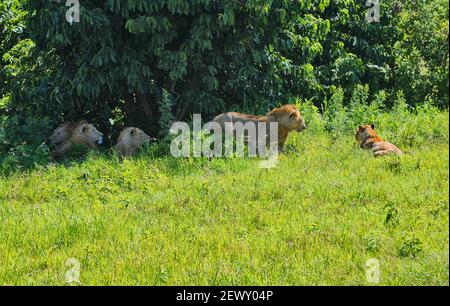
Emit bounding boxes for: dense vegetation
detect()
[0,105,448,285]
[1,1,448,163]
[0,0,448,286]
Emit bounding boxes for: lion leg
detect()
[374,149,391,157]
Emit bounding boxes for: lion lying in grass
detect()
[49,121,104,157]
[213,104,307,151]
[355,124,403,156]
[114,127,155,157]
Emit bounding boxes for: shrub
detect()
[158,88,175,137]
[0,115,53,174]
[296,98,324,134]
[399,237,424,259]
[322,87,349,136]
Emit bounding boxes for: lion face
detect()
[117,127,152,147]
[115,127,154,157]
[128,127,151,146]
[355,124,375,142]
[49,124,71,146]
[276,106,307,132]
[76,123,104,145]
[290,109,307,132]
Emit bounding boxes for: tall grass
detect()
[1,90,448,175]
[0,97,448,285]
[299,87,449,148]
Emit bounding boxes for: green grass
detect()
[0,128,448,286]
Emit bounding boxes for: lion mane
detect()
[114,127,154,157]
[50,121,103,157]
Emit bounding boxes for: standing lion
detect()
[113,127,155,157]
[213,104,307,151]
[49,121,104,157]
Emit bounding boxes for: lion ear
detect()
[289,111,296,118]
[130,128,135,135]
[370,124,375,130]
[82,125,89,133]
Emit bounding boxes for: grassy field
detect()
[0,124,448,286]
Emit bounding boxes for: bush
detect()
[318,85,449,147]
[158,89,175,137]
[296,98,324,134]
[0,83,448,174]
[399,236,424,259]
[0,115,53,174]
[322,87,349,137]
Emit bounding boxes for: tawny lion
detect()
[355,124,403,156]
[114,127,155,157]
[213,104,307,151]
[49,121,103,157]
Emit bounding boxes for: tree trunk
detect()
[123,93,159,136]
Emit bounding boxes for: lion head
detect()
[355,124,378,143]
[72,123,104,146]
[114,127,154,157]
[51,121,103,157]
[267,105,307,132]
[49,123,74,146]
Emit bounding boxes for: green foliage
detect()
[0,123,447,285]
[9,0,334,132]
[0,115,52,151]
[0,142,51,174]
[316,84,449,146]
[0,115,53,173]
[392,0,449,107]
[384,203,400,227]
[399,236,424,259]
[322,87,348,135]
[0,0,448,136]
[0,0,448,285]
[158,88,175,137]
[296,98,323,134]
[365,235,381,253]
[317,0,449,108]
[0,0,26,100]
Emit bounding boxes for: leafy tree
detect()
[316,0,448,107]
[391,0,449,107]
[16,0,332,135]
[0,0,26,105]
[1,0,448,141]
